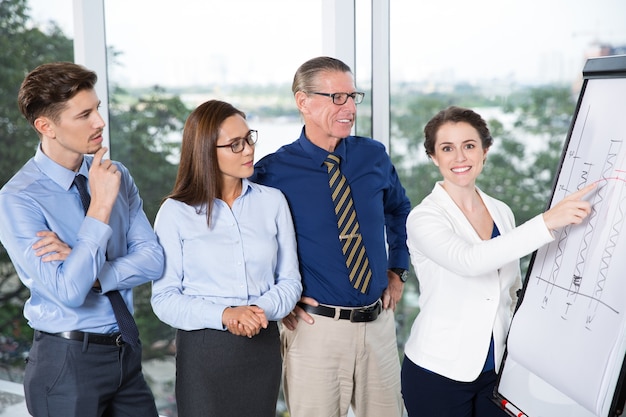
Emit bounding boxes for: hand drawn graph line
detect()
[568,162,595,299]
[530,101,624,322]
[556,156,625,322]
[533,171,626,319]
[585,168,626,328]
[533,104,592,299]
[536,171,626,321]
[533,275,618,314]
[567,140,621,303]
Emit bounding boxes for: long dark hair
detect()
[166,100,246,227]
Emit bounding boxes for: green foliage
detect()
[109,85,188,223]
[0,264,32,369]
[391,85,576,299]
[0,0,73,188]
[0,0,73,350]
[394,94,453,157]
[506,86,577,208]
[392,85,576,224]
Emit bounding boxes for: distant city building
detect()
[572,42,626,95]
[585,42,626,59]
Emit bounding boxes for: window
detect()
[2,1,625,416]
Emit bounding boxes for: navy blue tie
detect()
[73,174,140,349]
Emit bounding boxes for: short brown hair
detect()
[423,106,493,157]
[18,62,98,128]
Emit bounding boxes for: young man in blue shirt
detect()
[251,56,411,417]
[0,62,164,417]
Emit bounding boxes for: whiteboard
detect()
[495,55,626,417]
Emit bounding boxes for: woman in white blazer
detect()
[401,106,595,417]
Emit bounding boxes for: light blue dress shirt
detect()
[151,179,302,331]
[0,146,164,334]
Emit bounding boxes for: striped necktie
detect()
[73,174,140,349]
[324,154,372,294]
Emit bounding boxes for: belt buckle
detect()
[350,307,372,323]
[349,301,380,323]
[115,334,124,347]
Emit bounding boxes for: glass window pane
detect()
[28,0,74,37]
[355,1,372,138]
[390,0,626,221]
[104,0,323,161]
[390,0,626,350]
[0,0,74,410]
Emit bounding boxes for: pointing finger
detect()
[566,183,597,201]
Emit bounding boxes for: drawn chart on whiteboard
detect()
[506,77,626,416]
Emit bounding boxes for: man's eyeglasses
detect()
[309,92,365,105]
[215,130,258,153]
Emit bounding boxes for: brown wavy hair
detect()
[18,62,97,131]
[423,106,493,157]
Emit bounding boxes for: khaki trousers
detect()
[281,308,404,417]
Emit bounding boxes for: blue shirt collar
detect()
[297,127,348,167]
[242,178,256,195]
[33,145,89,191]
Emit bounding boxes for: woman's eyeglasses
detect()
[215,130,258,153]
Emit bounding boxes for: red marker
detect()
[501,399,527,417]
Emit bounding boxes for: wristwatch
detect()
[389,268,409,283]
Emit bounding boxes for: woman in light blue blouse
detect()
[151,100,302,417]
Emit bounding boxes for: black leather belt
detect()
[38,330,125,347]
[297,300,382,323]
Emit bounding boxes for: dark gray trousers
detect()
[24,331,158,417]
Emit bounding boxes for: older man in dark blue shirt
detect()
[251,56,411,417]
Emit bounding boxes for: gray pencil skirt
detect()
[174,322,281,417]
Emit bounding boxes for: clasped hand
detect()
[223,305,268,338]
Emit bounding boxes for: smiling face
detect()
[430,121,488,190]
[216,114,255,184]
[295,70,357,148]
[36,88,105,171]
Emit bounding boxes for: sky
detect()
[28,0,626,88]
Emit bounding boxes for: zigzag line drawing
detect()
[568,163,594,297]
[531,104,624,326]
[540,226,569,309]
[537,106,591,309]
[585,145,626,328]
